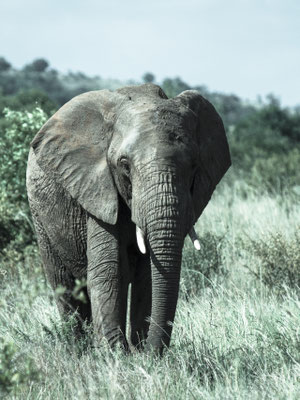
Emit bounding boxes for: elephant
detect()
[26,83,231,354]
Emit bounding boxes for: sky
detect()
[1,0,299,106]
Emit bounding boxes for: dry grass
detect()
[1,178,300,399]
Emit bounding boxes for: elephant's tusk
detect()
[189,227,201,251]
[136,226,147,254]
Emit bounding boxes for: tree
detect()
[23,58,49,73]
[0,57,11,72]
[142,72,155,83]
[0,89,57,118]
[161,77,190,98]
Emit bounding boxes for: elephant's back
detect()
[27,148,88,271]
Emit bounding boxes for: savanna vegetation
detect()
[0,57,299,399]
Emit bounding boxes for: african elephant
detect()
[26,83,231,354]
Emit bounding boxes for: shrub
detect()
[0,337,39,396]
[0,89,57,118]
[248,148,300,194]
[0,244,43,289]
[0,107,47,252]
[244,231,300,295]
[227,95,300,195]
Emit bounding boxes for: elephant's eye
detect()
[119,157,131,176]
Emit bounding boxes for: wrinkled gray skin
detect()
[26,84,231,354]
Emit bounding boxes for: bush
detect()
[0,89,57,119]
[248,148,300,194]
[0,244,43,289]
[161,77,190,98]
[0,337,39,396]
[227,98,300,194]
[0,107,48,252]
[244,231,300,295]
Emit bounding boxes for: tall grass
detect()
[1,176,300,399]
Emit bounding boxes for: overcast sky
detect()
[1,0,299,106]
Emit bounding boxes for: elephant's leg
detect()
[130,254,152,349]
[32,213,91,334]
[86,216,129,350]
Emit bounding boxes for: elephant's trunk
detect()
[134,165,188,353]
[146,229,183,352]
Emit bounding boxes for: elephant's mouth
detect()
[135,224,200,254]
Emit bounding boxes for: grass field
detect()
[0,174,299,399]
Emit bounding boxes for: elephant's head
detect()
[31,84,231,352]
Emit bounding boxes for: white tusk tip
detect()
[138,242,146,254]
[193,239,201,251]
[136,226,147,254]
[189,226,201,251]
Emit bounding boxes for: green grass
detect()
[1,177,300,399]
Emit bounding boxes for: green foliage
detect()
[257,95,300,142]
[231,103,299,162]
[23,58,49,73]
[161,77,190,98]
[0,167,299,398]
[0,337,39,396]
[0,58,63,105]
[0,57,123,108]
[0,108,48,252]
[142,72,155,83]
[0,88,57,117]
[0,55,300,399]
[55,278,88,305]
[244,231,300,295]
[0,57,11,72]
[248,148,300,193]
[206,92,256,129]
[227,95,300,194]
[0,245,43,291]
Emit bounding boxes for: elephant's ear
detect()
[31,90,119,224]
[177,90,231,223]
